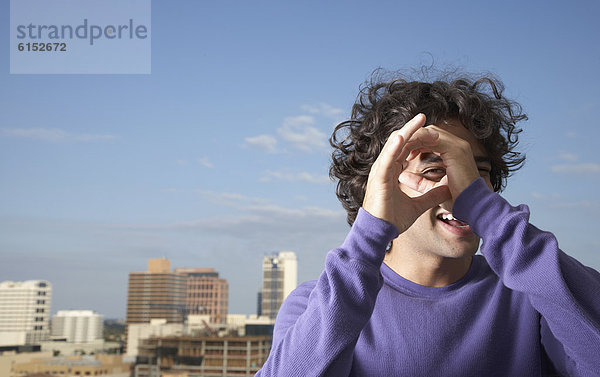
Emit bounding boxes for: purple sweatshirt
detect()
[256,178,600,377]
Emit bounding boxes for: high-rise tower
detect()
[261,251,298,319]
[126,258,187,327]
[0,280,51,347]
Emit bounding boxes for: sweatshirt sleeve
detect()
[255,208,399,377]
[453,178,600,377]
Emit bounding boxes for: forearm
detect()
[453,178,600,375]
[256,208,398,377]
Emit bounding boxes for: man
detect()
[256,73,600,376]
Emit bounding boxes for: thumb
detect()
[412,185,451,214]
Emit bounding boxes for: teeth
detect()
[440,213,456,221]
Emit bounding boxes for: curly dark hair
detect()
[329,70,527,226]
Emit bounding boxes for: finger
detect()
[398,170,438,193]
[412,185,452,214]
[438,175,448,187]
[396,131,439,163]
[416,125,467,156]
[397,128,440,162]
[400,121,438,146]
[406,149,420,161]
[373,133,404,181]
[397,113,427,142]
[384,113,426,155]
[374,113,428,179]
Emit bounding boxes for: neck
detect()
[383,243,473,287]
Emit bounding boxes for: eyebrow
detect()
[418,153,492,165]
[418,154,443,165]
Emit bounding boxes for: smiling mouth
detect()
[437,213,470,228]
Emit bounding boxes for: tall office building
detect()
[50,310,103,343]
[256,291,263,316]
[174,268,229,324]
[261,251,298,319]
[126,258,187,326]
[0,280,52,347]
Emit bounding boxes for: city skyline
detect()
[1,1,600,319]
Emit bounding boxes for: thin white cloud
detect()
[123,189,347,243]
[300,105,320,114]
[283,115,315,127]
[320,103,344,118]
[259,170,330,184]
[197,157,214,168]
[244,204,304,217]
[128,202,345,234]
[245,105,338,154]
[557,152,578,162]
[548,200,600,209]
[193,189,343,219]
[243,204,337,218]
[300,103,344,118]
[2,128,116,142]
[531,192,546,199]
[244,134,279,153]
[551,163,600,175]
[528,192,592,207]
[569,101,597,115]
[278,116,327,152]
[176,158,214,168]
[195,190,270,207]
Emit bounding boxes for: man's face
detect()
[396,119,493,259]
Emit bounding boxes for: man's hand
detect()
[362,114,452,233]
[399,124,482,210]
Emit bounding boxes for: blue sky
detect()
[1,0,599,318]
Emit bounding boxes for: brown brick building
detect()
[174,268,229,324]
[126,259,188,326]
[126,259,187,352]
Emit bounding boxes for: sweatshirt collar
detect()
[381,256,482,298]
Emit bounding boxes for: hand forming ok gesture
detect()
[362,114,452,233]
